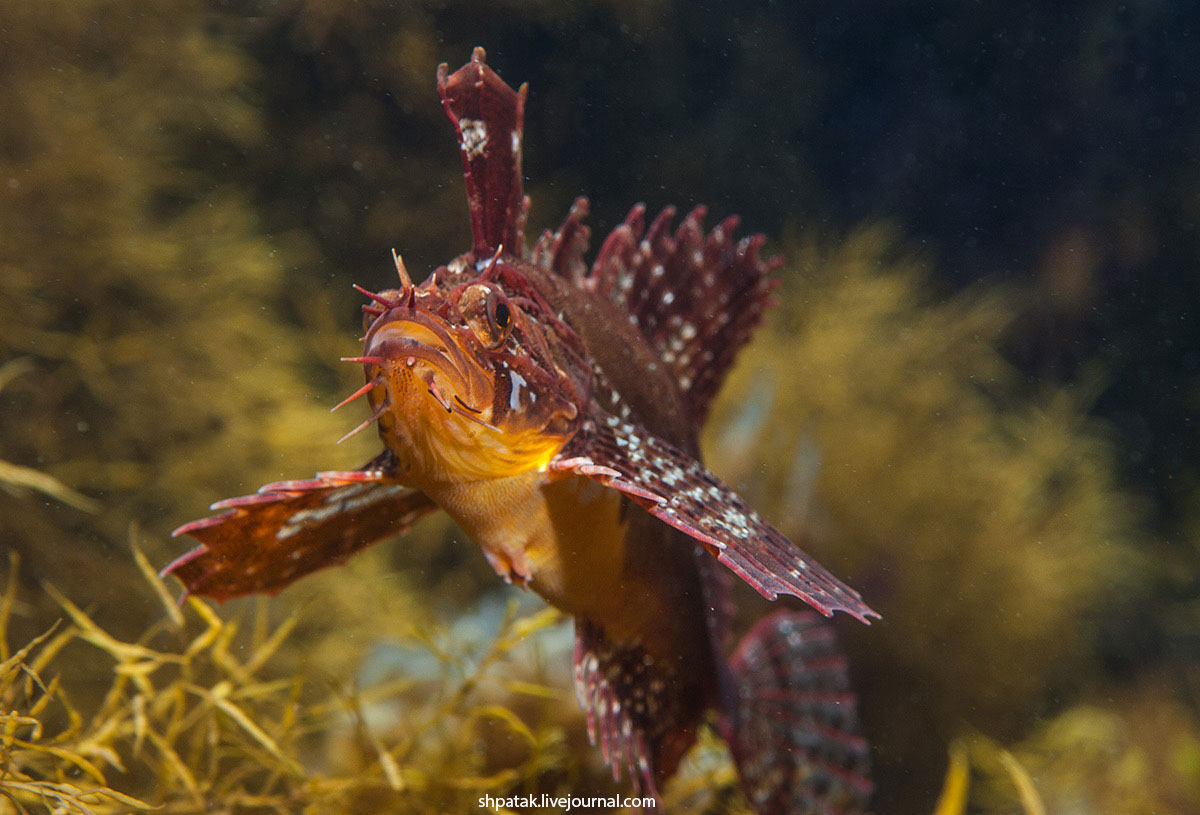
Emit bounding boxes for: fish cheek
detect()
[488,368,514,423]
[493,370,578,441]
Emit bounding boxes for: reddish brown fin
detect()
[437,47,529,258]
[531,196,592,284]
[554,410,878,623]
[573,618,703,800]
[728,610,873,815]
[589,204,781,424]
[163,462,436,602]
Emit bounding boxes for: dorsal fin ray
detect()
[437,46,529,258]
[592,205,781,425]
[536,201,781,425]
[531,196,592,285]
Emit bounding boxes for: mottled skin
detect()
[166,48,875,811]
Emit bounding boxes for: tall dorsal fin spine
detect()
[437,46,529,258]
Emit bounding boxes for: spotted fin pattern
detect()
[164,457,436,601]
[589,204,780,424]
[728,610,872,815]
[438,46,529,258]
[573,618,700,802]
[554,409,877,623]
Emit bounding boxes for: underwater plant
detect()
[7,548,1165,815]
[0,360,99,515]
[0,0,389,649]
[0,551,595,815]
[1007,680,1200,815]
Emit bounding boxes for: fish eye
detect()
[458,283,514,348]
[485,291,513,340]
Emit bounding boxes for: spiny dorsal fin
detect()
[536,201,781,424]
[592,205,781,424]
[531,196,592,284]
[438,47,529,258]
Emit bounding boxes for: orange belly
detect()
[426,472,695,658]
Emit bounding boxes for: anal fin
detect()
[728,610,872,815]
[573,618,705,802]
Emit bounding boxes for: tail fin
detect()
[727,609,873,815]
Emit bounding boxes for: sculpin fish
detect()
[166,48,877,815]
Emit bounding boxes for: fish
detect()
[164,48,877,814]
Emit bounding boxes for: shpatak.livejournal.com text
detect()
[479,793,656,811]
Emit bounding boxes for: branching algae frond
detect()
[0,551,582,815]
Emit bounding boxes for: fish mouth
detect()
[362,309,491,419]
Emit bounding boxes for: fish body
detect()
[166,49,875,813]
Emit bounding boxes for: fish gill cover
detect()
[1,2,1198,815]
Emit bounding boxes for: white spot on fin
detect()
[459,118,488,159]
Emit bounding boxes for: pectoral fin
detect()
[164,460,436,602]
[552,412,878,623]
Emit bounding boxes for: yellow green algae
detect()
[0,0,367,618]
[1,2,1197,814]
[0,551,592,815]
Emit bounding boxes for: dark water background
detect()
[2,1,1198,813]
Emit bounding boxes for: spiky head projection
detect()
[347,252,591,485]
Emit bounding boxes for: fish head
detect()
[355,254,591,484]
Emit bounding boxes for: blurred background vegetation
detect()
[2,0,1198,812]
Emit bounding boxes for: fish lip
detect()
[363,312,481,405]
